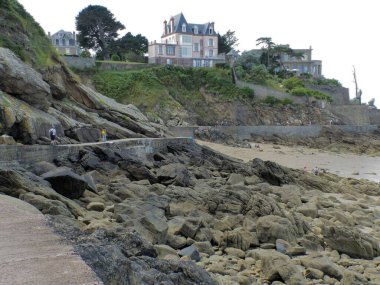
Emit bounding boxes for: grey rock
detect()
[0,48,51,110]
[179,245,201,262]
[42,167,88,199]
[256,215,298,244]
[300,253,343,280]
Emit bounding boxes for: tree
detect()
[256,37,275,68]
[218,30,239,54]
[352,65,362,104]
[76,5,125,60]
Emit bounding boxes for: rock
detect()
[227,173,245,185]
[193,241,215,256]
[81,173,97,193]
[297,202,318,218]
[42,167,89,199]
[224,247,245,258]
[118,159,158,183]
[180,217,203,239]
[256,215,298,244]
[305,268,324,280]
[156,163,196,187]
[166,234,187,249]
[243,193,284,218]
[276,239,305,257]
[244,175,261,185]
[86,202,105,212]
[341,270,368,285]
[140,212,168,244]
[20,192,73,217]
[69,126,101,143]
[0,48,51,110]
[0,134,16,144]
[153,244,178,259]
[223,228,259,250]
[29,161,57,176]
[179,245,201,262]
[322,226,379,259]
[300,253,343,280]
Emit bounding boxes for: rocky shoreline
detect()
[1,140,380,284]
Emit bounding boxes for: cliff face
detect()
[0,0,165,144]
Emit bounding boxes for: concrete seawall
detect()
[0,137,193,166]
[169,125,378,140]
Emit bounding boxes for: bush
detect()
[111,54,121,61]
[263,96,280,105]
[290,86,309,96]
[283,77,304,91]
[280,98,293,105]
[249,64,270,84]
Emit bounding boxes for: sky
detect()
[18,0,380,105]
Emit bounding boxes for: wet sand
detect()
[197,140,380,182]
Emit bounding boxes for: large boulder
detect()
[156,163,196,187]
[0,134,16,144]
[322,226,380,259]
[0,48,51,110]
[42,167,89,199]
[256,215,298,244]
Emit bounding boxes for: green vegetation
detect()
[0,0,58,68]
[263,96,293,106]
[290,86,332,102]
[91,66,253,122]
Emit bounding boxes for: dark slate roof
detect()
[168,13,217,35]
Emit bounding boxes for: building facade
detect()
[251,46,322,77]
[48,30,80,56]
[148,13,225,67]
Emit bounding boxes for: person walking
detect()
[101,128,107,142]
[49,126,57,144]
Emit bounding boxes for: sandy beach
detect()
[197,140,380,182]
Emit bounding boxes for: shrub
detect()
[111,54,121,61]
[280,98,293,105]
[263,96,280,105]
[283,77,304,91]
[290,86,309,96]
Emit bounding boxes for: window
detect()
[69,39,75,46]
[181,46,192,57]
[204,60,210,67]
[55,39,59,45]
[208,49,213,57]
[182,24,186,32]
[208,39,213,46]
[167,58,173,65]
[158,45,163,55]
[194,26,198,34]
[166,46,175,55]
[65,48,70,54]
[209,28,213,35]
[194,59,202,67]
[181,35,192,44]
[194,43,199,52]
[61,39,65,46]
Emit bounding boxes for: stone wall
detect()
[306,84,350,105]
[62,56,95,69]
[96,62,152,71]
[169,125,378,140]
[369,109,380,125]
[327,105,370,125]
[0,138,193,166]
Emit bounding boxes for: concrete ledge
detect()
[0,137,194,166]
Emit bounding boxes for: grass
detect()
[0,0,58,69]
[91,66,253,122]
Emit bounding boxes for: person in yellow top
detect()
[101,128,107,142]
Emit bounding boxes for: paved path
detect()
[0,194,102,285]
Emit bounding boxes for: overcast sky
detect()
[18,0,379,105]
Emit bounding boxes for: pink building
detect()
[148,13,225,67]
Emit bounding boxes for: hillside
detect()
[84,66,339,126]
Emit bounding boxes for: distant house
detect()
[148,13,225,67]
[48,30,80,56]
[251,46,322,77]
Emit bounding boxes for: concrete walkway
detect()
[0,194,102,285]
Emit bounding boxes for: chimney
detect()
[73,31,76,40]
[48,32,51,37]
[170,17,174,33]
[163,20,167,35]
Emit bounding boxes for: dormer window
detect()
[182,24,186,32]
[209,28,213,35]
[194,26,198,34]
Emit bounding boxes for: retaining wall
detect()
[62,56,95,69]
[369,109,380,125]
[169,125,378,140]
[327,105,370,125]
[0,138,193,166]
